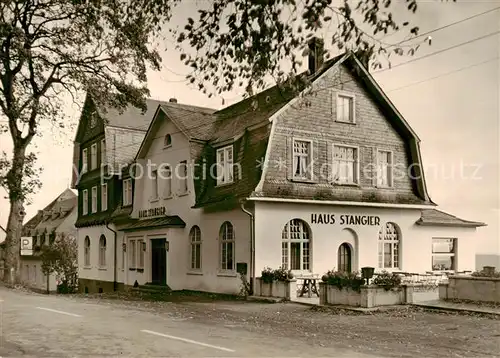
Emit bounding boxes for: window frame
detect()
[151,169,159,201]
[163,165,172,199]
[431,237,457,272]
[281,219,312,273]
[91,186,97,213]
[137,239,144,269]
[219,222,235,272]
[189,226,202,271]
[99,235,106,268]
[101,183,108,211]
[84,236,90,267]
[123,178,132,206]
[90,143,97,170]
[292,138,314,181]
[128,238,137,270]
[378,222,401,270]
[164,134,172,148]
[82,189,88,215]
[179,160,189,194]
[377,149,394,188]
[216,146,234,186]
[332,143,360,185]
[81,148,88,173]
[335,92,356,124]
[101,139,106,167]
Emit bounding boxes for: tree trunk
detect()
[3,145,27,284]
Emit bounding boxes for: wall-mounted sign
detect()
[20,236,33,256]
[138,206,166,219]
[311,213,381,226]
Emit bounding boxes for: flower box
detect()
[319,282,406,308]
[254,277,297,300]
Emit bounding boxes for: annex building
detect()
[72,40,486,295]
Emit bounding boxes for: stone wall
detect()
[439,276,500,303]
[254,278,297,300]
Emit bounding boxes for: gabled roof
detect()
[416,209,486,228]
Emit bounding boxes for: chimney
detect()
[307,37,325,75]
[169,98,178,103]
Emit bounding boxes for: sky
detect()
[0,0,499,254]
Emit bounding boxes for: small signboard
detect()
[20,236,33,256]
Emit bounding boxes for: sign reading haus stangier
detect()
[311,213,381,226]
[139,206,166,218]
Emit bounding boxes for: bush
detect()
[372,270,402,290]
[471,267,500,278]
[260,266,293,283]
[321,270,365,292]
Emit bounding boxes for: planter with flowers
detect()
[255,267,296,300]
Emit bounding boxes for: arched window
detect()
[190,226,202,270]
[378,222,400,269]
[281,219,311,271]
[219,222,234,271]
[338,243,352,272]
[164,134,172,148]
[99,235,106,267]
[84,236,91,267]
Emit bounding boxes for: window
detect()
[121,239,126,270]
[123,179,132,206]
[332,145,359,184]
[82,189,88,215]
[282,219,311,271]
[338,243,352,272]
[40,235,46,247]
[219,222,234,271]
[82,148,88,173]
[101,139,106,167]
[137,239,144,269]
[292,139,312,180]
[164,134,172,148]
[101,183,108,211]
[378,222,400,269]
[84,236,90,266]
[129,238,136,269]
[164,165,172,198]
[91,186,97,213]
[151,169,159,200]
[99,235,106,267]
[432,238,456,271]
[190,226,202,270]
[90,143,97,170]
[180,160,188,193]
[216,146,234,185]
[377,150,393,187]
[336,94,354,123]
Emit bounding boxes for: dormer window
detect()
[216,145,234,186]
[335,93,355,124]
[81,148,88,173]
[164,134,172,148]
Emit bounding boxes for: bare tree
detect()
[0,0,176,283]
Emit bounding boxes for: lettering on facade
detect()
[138,206,166,219]
[310,213,381,226]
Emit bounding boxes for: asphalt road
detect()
[0,287,374,357]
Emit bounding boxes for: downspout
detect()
[240,200,255,295]
[106,222,118,291]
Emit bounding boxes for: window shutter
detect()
[327,142,333,183]
[286,137,293,180]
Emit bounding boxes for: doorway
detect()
[151,238,167,285]
[338,243,352,272]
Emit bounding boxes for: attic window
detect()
[164,134,172,148]
[90,111,97,128]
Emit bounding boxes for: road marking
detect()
[36,307,82,317]
[140,329,235,352]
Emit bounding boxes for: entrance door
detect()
[338,243,352,273]
[151,239,167,285]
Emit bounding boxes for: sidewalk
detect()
[413,299,500,316]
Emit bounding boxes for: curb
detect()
[412,303,500,316]
[246,296,287,303]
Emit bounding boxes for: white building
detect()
[74,42,486,295]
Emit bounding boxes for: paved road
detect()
[0,287,373,357]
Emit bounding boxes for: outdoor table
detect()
[296,275,320,298]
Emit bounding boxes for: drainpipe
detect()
[106,222,118,291]
[240,200,255,295]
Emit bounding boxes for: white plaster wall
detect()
[20,258,58,292]
[77,224,119,283]
[254,201,479,276]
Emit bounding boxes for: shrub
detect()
[471,267,500,278]
[372,270,402,290]
[321,269,365,292]
[260,266,293,283]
